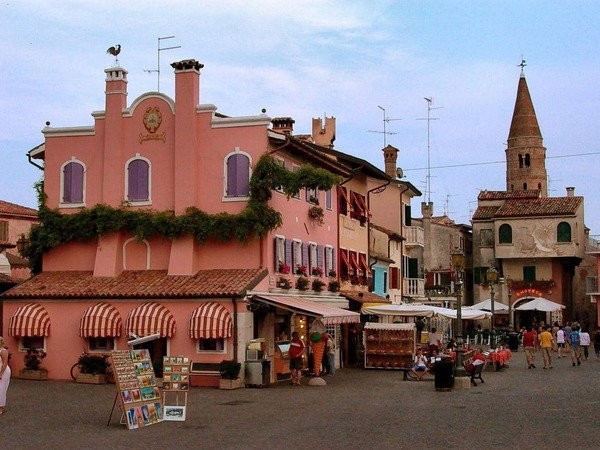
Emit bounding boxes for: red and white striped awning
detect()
[189,302,232,339]
[79,302,122,338]
[125,302,175,338]
[8,303,51,337]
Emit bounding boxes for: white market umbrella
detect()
[514,297,565,312]
[429,306,492,320]
[361,303,437,317]
[469,299,509,314]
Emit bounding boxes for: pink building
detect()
[2,60,358,384]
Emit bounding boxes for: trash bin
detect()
[434,357,454,391]
[508,332,519,352]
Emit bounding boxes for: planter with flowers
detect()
[328,269,337,278]
[308,206,325,226]
[311,267,324,277]
[75,352,111,384]
[311,279,326,293]
[296,265,308,276]
[19,348,48,380]
[328,280,341,293]
[278,261,291,274]
[277,277,292,290]
[296,276,310,291]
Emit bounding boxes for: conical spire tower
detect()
[505,71,548,196]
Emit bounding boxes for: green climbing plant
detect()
[23,154,341,273]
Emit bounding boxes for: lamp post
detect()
[16,234,30,256]
[451,247,467,377]
[505,276,513,331]
[486,266,499,349]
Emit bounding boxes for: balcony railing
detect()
[404,226,424,247]
[403,278,424,297]
[586,276,599,295]
[425,284,452,297]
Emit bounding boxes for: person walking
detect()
[0,336,10,415]
[522,326,538,369]
[580,328,591,360]
[551,322,560,352]
[323,332,335,376]
[569,325,582,367]
[538,325,554,369]
[289,331,305,386]
[556,326,567,358]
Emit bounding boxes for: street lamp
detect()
[16,234,30,255]
[505,276,513,331]
[451,247,466,377]
[486,266,499,349]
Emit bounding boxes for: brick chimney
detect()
[382,145,399,178]
[271,117,295,135]
[312,117,336,148]
[566,187,575,197]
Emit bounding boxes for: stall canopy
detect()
[468,299,509,314]
[361,303,492,320]
[79,302,122,337]
[514,297,565,312]
[252,295,361,325]
[125,301,176,338]
[189,302,232,339]
[9,302,51,337]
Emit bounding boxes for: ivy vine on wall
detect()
[23,154,341,273]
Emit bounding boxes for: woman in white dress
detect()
[0,336,11,414]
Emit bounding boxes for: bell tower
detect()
[505,69,548,196]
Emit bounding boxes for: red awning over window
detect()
[189,302,232,339]
[125,302,175,338]
[9,303,50,337]
[79,302,122,338]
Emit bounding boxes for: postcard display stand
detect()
[363,322,416,369]
[110,349,163,430]
[162,356,190,421]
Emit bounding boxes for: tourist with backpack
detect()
[569,324,582,367]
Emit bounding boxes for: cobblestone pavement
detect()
[2,350,599,449]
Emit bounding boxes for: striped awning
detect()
[252,295,360,325]
[125,302,175,338]
[79,302,122,338]
[9,303,51,337]
[189,302,232,339]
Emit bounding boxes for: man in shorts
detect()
[538,325,554,369]
[289,331,305,386]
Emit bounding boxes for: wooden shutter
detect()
[390,267,399,289]
[302,242,309,267]
[285,239,293,268]
[317,245,323,270]
[404,204,412,226]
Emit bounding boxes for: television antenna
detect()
[144,36,181,93]
[417,97,443,203]
[368,105,401,148]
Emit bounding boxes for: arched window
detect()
[557,222,572,243]
[498,224,512,244]
[61,160,85,204]
[225,152,250,197]
[518,154,523,168]
[523,183,528,190]
[525,153,531,167]
[126,157,150,202]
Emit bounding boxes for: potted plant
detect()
[328,280,341,293]
[296,265,308,276]
[296,276,310,291]
[308,206,325,225]
[328,269,337,278]
[19,348,48,380]
[277,277,292,290]
[311,266,324,277]
[219,359,243,390]
[312,279,326,292]
[75,352,111,384]
[278,261,291,274]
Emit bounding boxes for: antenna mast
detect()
[368,106,401,148]
[144,36,181,92]
[417,98,443,203]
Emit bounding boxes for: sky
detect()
[1,1,599,231]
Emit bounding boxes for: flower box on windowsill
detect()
[19,368,48,381]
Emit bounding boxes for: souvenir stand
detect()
[363,322,416,369]
[108,349,163,430]
[162,355,190,421]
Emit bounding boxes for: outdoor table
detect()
[486,349,512,370]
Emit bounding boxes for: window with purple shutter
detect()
[62,161,84,203]
[226,154,250,197]
[317,245,324,271]
[128,159,149,201]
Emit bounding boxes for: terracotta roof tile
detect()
[495,197,583,218]
[2,268,267,299]
[340,290,391,304]
[0,273,17,284]
[0,200,38,218]
[477,190,540,200]
[6,252,28,267]
[472,206,501,220]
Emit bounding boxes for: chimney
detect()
[382,145,399,178]
[271,117,295,135]
[312,117,336,148]
[104,67,128,114]
[566,187,575,197]
[171,59,203,109]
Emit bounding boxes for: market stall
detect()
[363,322,415,369]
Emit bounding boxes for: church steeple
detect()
[505,68,548,197]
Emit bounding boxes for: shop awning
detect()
[125,301,175,338]
[189,302,232,339]
[79,302,122,338]
[9,302,50,337]
[252,295,360,325]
